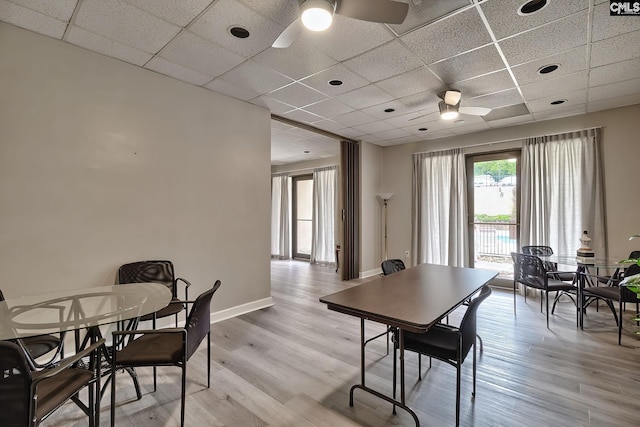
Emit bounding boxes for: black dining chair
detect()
[110,281,221,427]
[393,285,492,427]
[0,338,104,427]
[521,245,575,282]
[0,289,64,370]
[511,252,578,328]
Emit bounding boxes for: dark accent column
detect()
[341,140,360,280]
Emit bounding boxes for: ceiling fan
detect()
[272,0,409,48]
[411,90,493,121]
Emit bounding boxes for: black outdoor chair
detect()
[512,252,578,328]
[110,281,221,427]
[393,285,492,427]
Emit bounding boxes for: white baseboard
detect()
[210,296,274,324]
[360,268,382,279]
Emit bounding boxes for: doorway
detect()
[467,151,520,279]
[292,174,313,260]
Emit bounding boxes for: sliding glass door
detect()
[292,175,313,260]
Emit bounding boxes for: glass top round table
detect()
[0,283,172,340]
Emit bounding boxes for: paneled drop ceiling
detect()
[2,0,640,165]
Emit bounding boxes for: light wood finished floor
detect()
[48,260,640,426]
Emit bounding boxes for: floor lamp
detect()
[378,193,394,260]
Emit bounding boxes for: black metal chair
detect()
[110,281,221,427]
[0,289,64,370]
[393,285,492,427]
[381,259,406,275]
[521,245,575,282]
[0,338,104,427]
[117,260,191,327]
[583,263,640,345]
[511,252,578,328]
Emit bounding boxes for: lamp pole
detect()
[377,193,394,261]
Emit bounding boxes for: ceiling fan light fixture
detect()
[300,0,336,32]
[439,101,459,120]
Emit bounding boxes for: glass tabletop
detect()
[539,254,630,270]
[0,283,172,340]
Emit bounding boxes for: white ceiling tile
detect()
[375,66,442,99]
[591,2,640,42]
[352,120,394,134]
[250,96,295,114]
[160,31,245,78]
[388,0,471,36]
[252,38,337,80]
[481,0,586,40]
[300,64,370,96]
[205,78,258,101]
[190,0,282,58]
[310,119,347,133]
[526,90,587,113]
[8,0,76,20]
[521,71,588,101]
[66,26,153,66]
[217,60,293,96]
[401,8,492,63]
[302,14,394,61]
[429,45,505,84]
[281,108,323,124]
[237,0,297,27]
[587,93,640,113]
[400,90,440,110]
[266,82,327,108]
[383,111,435,128]
[302,98,354,118]
[371,128,412,142]
[532,103,587,121]
[420,129,456,140]
[335,85,394,110]
[465,88,523,109]
[588,77,640,103]
[499,11,588,67]
[590,30,640,68]
[486,114,535,128]
[74,0,181,53]
[590,57,640,87]
[449,121,491,134]
[125,0,211,27]
[510,46,587,87]
[333,110,377,128]
[338,127,367,138]
[0,0,67,38]
[342,40,423,83]
[453,70,515,98]
[145,57,214,85]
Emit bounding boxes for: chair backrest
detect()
[628,250,640,259]
[521,246,553,256]
[185,280,221,360]
[512,252,547,288]
[118,260,177,297]
[459,285,492,359]
[381,259,406,276]
[0,341,32,426]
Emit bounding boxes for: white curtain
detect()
[311,166,338,265]
[271,173,291,259]
[412,148,468,267]
[520,128,606,257]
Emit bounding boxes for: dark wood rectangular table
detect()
[319,263,497,426]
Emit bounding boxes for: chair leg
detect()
[618,298,623,346]
[207,331,211,388]
[392,342,397,415]
[418,353,422,381]
[477,334,483,353]
[111,357,117,427]
[513,280,517,315]
[472,340,477,397]
[456,362,461,427]
[181,364,186,427]
[546,290,550,329]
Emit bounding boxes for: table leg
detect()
[349,320,420,426]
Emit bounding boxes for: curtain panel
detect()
[520,128,606,258]
[271,173,291,259]
[412,148,469,267]
[311,166,338,265]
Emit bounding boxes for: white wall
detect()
[381,104,640,263]
[360,142,384,276]
[0,24,272,315]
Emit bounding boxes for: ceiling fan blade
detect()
[459,106,492,116]
[272,18,302,48]
[444,90,462,106]
[336,0,409,24]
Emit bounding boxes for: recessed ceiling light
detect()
[550,99,567,105]
[418,128,428,131]
[328,79,343,86]
[538,64,559,75]
[384,108,395,113]
[304,150,310,154]
[229,26,250,39]
[518,0,548,16]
